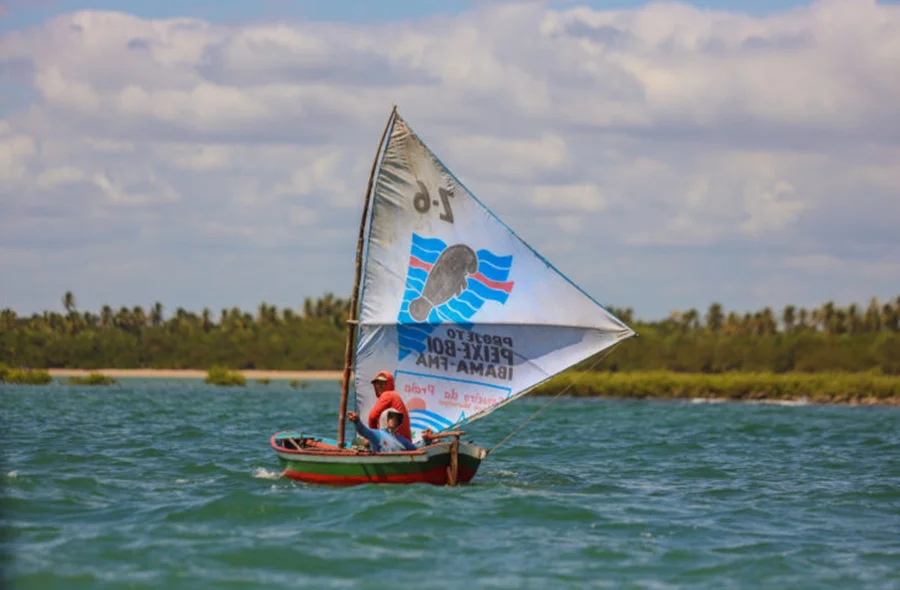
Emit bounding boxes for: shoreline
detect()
[22,369,899,406]
[46,369,345,380]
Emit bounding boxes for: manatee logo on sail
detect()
[397,233,514,372]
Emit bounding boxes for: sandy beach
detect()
[46,368,345,380]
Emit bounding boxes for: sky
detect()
[1,0,898,321]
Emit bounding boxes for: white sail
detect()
[353,113,634,442]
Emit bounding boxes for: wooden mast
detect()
[337,105,397,448]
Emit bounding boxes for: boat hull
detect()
[270,432,486,486]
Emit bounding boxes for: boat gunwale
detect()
[270,432,486,460]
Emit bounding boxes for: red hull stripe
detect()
[283,465,478,486]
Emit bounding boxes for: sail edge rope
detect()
[486,347,617,456]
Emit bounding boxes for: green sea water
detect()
[2,379,899,589]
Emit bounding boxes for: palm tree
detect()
[257,302,280,327]
[782,305,796,333]
[62,291,77,313]
[759,307,776,335]
[864,297,881,332]
[170,307,191,334]
[83,311,99,328]
[100,305,113,329]
[798,308,809,331]
[822,301,836,334]
[0,308,17,331]
[150,302,164,327]
[705,303,724,333]
[883,303,899,331]
[847,303,860,334]
[740,312,754,335]
[202,308,213,332]
[832,309,847,334]
[682,308,699,332]
[115,307,131,330]
[66,311,84,335]
[43,311,65,333]
[132,306,147,329]
[723,312,742,335]
[320,293,336,318]
[230,307,244,330]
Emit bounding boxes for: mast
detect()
[337,105,397,447]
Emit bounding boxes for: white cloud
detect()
[532,183,605,212]
[0,0,898,318]
[0,130,35,183]
[91,171,179,205]
[739,179,808,236]
[36,165,86,189]
[784,254,842,270]
[162,144,232,172]
[447,134,568,182]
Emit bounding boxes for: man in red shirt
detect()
[366,371,412,442]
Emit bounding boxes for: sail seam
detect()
[435,332,634,436]
[357,321,635,335]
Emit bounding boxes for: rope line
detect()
[487,347,616,456]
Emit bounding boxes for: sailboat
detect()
[270,107,635,486]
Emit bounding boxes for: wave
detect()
[433,303,470,324]
[410,235,447,258]
[466,278,511,304]
[398,333,429,354]
[410,408,454,427]
[445,297,478,317]
[475,248,513,269]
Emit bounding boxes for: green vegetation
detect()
[68,372,117,386]
[3,292,900,402]
[205,366,246,386]
[0,292,898,377]
[533,371,900,405]
[0,293,347,371]
[0,363,52,385]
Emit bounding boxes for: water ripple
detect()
[3,382,899,589]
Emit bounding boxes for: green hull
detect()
[271,432,486,486]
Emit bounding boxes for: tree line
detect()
[1,292,898,374]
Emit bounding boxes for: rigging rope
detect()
[486,347,617,456]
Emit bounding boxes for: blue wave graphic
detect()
[410,235,447,257]
[411,418,450,432]
[409,410,453,431]
[455,290,485,309]
[397,333,428,354]
[397,233,514,361]
[445,297,477,317]
[476,262,511,282]
[466,277,511,304]
[475,248,512,267]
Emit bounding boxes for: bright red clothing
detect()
[367,371,412,441]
